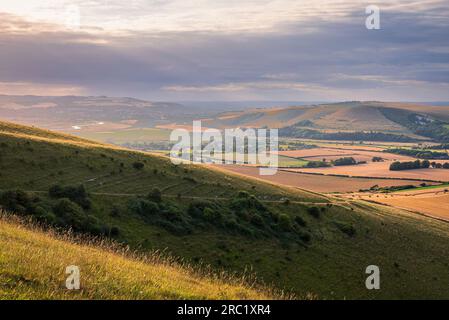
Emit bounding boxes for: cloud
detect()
[0,1,449,101]
[163,81,328,92]
[0,81,85,95]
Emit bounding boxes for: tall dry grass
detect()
[0,211,285,300]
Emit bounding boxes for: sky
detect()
[1,0,449,102]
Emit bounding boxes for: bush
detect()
[336,222,356,237]
[278,214,292,231]
[203,207,222,221]
[129,199,160,217]
[238,191,250,198]
[297,230,311,243]
[250,214,264,227]
[147,188,162,203]
[132,162,145,170]
[294,215,307,227]
[52,198,86,230]
[0,189,37,215]
[187,200,213,217]
[307,206,321,219]
[49,184,91,209]
[110,226,120,237]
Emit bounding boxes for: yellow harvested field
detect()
[215,165,431,193]
[316,144,386,151]
[361,193,449,222]
[279,148,414,161]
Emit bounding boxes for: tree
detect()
[421,160,430,168]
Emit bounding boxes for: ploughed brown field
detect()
[213,165,432,193]
[286,161,449,182]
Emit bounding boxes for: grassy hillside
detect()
[1,120,449,299]
[202,102,449,142]
[0,213,272,299]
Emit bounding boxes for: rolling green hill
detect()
[202,102,449,142]
[1,120,449,299]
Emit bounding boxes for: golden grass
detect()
[0,212,277,300]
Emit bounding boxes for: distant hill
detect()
[0,95,209,132]
[1,120,449,298]
[3,97,449,143]
[201,102,449,142]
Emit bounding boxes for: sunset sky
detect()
[1,0,449,101]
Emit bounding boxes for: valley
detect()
[2,98,449,300]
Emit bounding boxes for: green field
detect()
[1,120,449,299]
[278,156,308,167]
[396,183,449,193]
[78,128,172,144]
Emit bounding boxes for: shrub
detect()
[110,226,120,237]
[49,184,91,209]
[238,191,250,198]
[250,214,264,227]
[307,206,321,218]
[147,188,162,203]
[52,198,86,230]
[132,162,145,170]
[0,189,36,215]
[294,215,307,227]
[187,200,213,217]
[203,207,222,221]
[336,222,356,237]
[278,214,292,231]
[297,230,311,243]
[129,199,160,217]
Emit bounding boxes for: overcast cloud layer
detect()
[0,0,449,101]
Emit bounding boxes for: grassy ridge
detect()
[0,213,272,300]
[2,120,449,299]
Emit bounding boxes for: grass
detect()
[2,120,449,299]
[0,212,276,300]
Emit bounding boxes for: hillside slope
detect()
[1,120,449,299]
[0,213,271,300]
[202,102,449,142]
